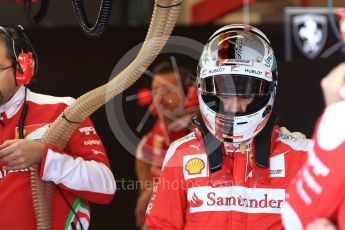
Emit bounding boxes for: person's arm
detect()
[321,62,345,105]
[38,118,116,204]
[282,62,345,229]
[0,139,45,170]
[282,103,345,229]
[306,218,337,230]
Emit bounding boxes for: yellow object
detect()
[185,158,205,175]
[240,143,246,153]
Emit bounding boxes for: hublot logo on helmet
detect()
[245,69,262,75]
[208,67,225,74]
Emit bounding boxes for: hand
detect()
[321,62,345,105]
[135,189,152,227]
[0,139,45,170]
[306,218,337,230]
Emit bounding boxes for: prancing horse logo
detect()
[292,14,328,59]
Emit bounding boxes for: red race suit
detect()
[282,100,345,229]
[0,87,116,230]
[145,126,308,230]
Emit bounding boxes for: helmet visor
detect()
[201,75,273,97]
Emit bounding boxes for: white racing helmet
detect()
[198,24,278,142]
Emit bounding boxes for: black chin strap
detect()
[18,86,28,139]
[192,116,222,173]
[194,114,279,173]
[255,114,278,168]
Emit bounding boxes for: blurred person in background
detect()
[135,61,198,228]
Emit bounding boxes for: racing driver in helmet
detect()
[144,24,309,230]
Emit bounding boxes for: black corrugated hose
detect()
[72,0,113,39]
[328,0,345,44]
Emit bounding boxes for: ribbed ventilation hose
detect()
[30,0,182,229]
[72,0,113,39]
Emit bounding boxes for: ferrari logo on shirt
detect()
[247,153,286,178]
[15,123,49,139]
[249,151,254,167]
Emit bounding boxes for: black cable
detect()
[56,186,85,230]
[62,113,81,124]
[18,86,28,139]
[71,222,77,230]
[328,0,345,45]
[156,2,182,8]
[223,146,240,159]
[23,0,50,26]
[72,0,113,39]
[33,0,50,25]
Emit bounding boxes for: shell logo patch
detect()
[183,154,209,180]
[185,158,205,175]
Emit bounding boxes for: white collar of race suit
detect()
[223,138,254,154]
[0,86,25,119]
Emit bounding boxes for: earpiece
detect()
[14,25,35,85]
[136,88,158,116]
[16,52,34,85]
[137,86,199,116]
